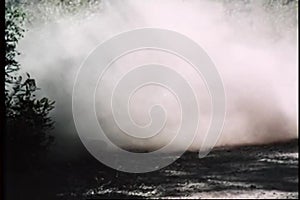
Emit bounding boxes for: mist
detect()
[17,0,298,158]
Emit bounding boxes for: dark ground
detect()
[5,139,298,199]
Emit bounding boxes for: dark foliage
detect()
[5,6,55,170]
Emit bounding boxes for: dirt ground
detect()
[6,140,298,199]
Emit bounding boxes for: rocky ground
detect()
[6,139,298,199]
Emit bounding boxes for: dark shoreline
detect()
[5,138,298,200]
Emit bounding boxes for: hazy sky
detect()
[17,0,298,159]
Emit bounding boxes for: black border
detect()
[1,1,6,199]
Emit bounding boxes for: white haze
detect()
[17,0,298,156]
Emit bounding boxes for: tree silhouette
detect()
[5,6,55,170]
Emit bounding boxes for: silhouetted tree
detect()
[5,6,55,170]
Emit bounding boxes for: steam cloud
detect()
[17,0,298,157]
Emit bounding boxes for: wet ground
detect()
[6,139,298,199]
